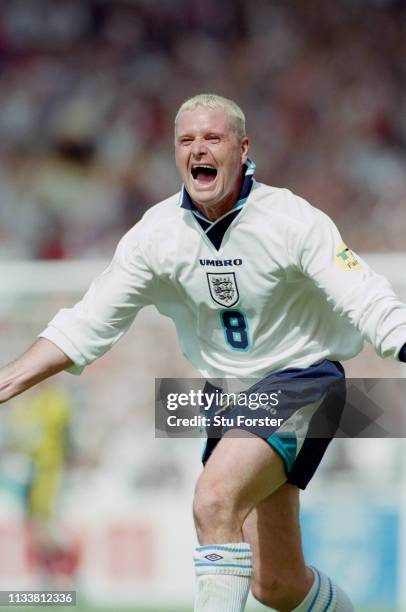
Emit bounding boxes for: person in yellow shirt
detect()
[9,384,78,585]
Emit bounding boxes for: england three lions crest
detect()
[207,272,239,307]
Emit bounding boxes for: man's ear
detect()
[241,137,249,164]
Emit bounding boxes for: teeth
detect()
[192,165,215,169]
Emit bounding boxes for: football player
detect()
[2,94,406,612]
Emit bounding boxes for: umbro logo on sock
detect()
[204,553,224,562]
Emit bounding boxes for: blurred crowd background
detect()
[0,2,405,604]
[0,0,405,260]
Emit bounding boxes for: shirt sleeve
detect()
[39,224,156,374]
[294,203,406,360]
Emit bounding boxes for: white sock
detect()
[292,567,354,612]
[194,543,253,612]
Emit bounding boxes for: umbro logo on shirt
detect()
[200,259,242,266]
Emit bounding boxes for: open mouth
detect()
[191,165,218,185]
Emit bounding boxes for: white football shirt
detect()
[40,164,406,378]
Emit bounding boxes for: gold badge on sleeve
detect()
[335,243,362,271]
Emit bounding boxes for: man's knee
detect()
[194,485,220,526]
[193,477,247,540]
[194,483,234,527]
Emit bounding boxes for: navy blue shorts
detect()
[201,360,346,490]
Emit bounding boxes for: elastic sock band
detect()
[194,543,253,577]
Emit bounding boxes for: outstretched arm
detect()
[0,222,155,404]
[0,338,72,404]
[295,203,406,361]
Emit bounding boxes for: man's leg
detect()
[194,431,286,543]
[244,483,313,610]
[193,431,353,612]
[193,431,312,611]
[244,483,354,612]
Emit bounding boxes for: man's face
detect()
[175,106,249,213]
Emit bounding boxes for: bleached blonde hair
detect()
[175,93,246,141]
